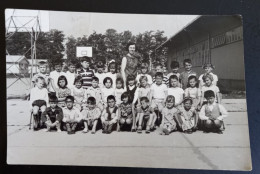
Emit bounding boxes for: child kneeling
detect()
[81,97,101,134]
[62,96,82,134]
[136,97,156,134]
[41,95,63,132]
[101,95,118,134]
[199,90,228,134]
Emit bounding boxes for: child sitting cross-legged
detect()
[159,95,178,135]
[101,95,119,134]
[81,97,101,134]
[136,97,156,134]
[62,96,82,134]
[176,97,198,134]
[41,95,63,132]
[199,90,228,134]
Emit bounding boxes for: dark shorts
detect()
[48,92,56,97]
[32,100,47,107]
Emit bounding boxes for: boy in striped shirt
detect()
[77,56,94,89]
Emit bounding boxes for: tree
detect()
[65,36,77,63]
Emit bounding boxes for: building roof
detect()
[156,15,242,50]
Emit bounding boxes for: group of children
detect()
[29,56,228,135]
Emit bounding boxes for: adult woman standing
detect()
[121,42,140,86]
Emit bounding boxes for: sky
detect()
[5,9,198,39]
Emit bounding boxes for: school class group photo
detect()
[30,42,228,136]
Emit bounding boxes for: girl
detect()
[106,61,120,89]
[200,73,221,107]
[115,78,125,106]
[176,97,197,134]
[126,75,137,104]
[101,77,115,107]
[160,95,178,135]
[57,75,71,108]
[135,61,153,86]
[184,75,201,109]
[199,63,218,88]
[71,76,86,111]
[118,92,136,132]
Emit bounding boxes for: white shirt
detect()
[199,72,218,87]
[151,83,167,99]
[167,87,184,105]
[65,71,76,89]
[136,73,153,85]
[199,102,228,120]
[101,87,115,103]
[29,87,49,108]
[49,70,66,91]
[105,72,117,89]
[62,107,82,122]
[115,88,125,105]
[94,72,106,88]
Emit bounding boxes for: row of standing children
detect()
[29,56,228,135]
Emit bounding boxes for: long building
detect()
[156,15,245,91]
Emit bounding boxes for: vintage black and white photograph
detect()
[6,9,251,170]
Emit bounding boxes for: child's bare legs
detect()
[91,119,98,134]
[44,120,52,132]
[83,120,89,133]
[137,113,143,133]
[55,122,61,132]
[39,105,46,127]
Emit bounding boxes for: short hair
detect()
[67,61,76,67]
[92,76,99,82]
[126,75,136,84]
[203,63,215,69]
[96,61,104,68]
[65,95,74,102]
[166,95,175,103]
[116,77,124,89]
[139,76,148,83]
[155,72,163,79]
[183,97,193,104]
[74,76,83,85]
[187,75,198,88]
[108,61,117,72]
[121,92,131,102]
[204,90,215,98]
[38,61,47,67]
[57,75,68,88]
[103,77,113,86]
[168,75,178,87]
[126,42,136,51]
[53,61,62,66]
[154,63,163,68]
[183,59,192,66]
[140,96,149,103]
[141,61,149,69]
[107,95,116,102]
[35,76,45,82]
[80,56,91,63]
[87,97,96,105]
[170,61,179,69]
[49,95,58,102]
[202,73,213,82]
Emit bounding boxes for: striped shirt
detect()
[77,68,94,89]
[152,75,169,86]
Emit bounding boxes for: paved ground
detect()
[6,99,252,170]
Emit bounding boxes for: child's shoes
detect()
[82,128,88,133]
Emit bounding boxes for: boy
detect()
[199,90,228,134]
[49,61,66,95]
[81,97,101,134]
[152,63,169,86]
[101,95,119,134]
[65,61,77,89]
[150,72,168,126]
[94,61,106,88]
[41,95,63,132]
[168,75,185,106]
[31,61,50,89]
[85,76,104,111]
[62,96,82,134]
[136,61,153,86]
[77,56,94,89]
[136,97,156,134]
[179,59,197,90]
[29,77,49,130]
[167,61,180,81]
